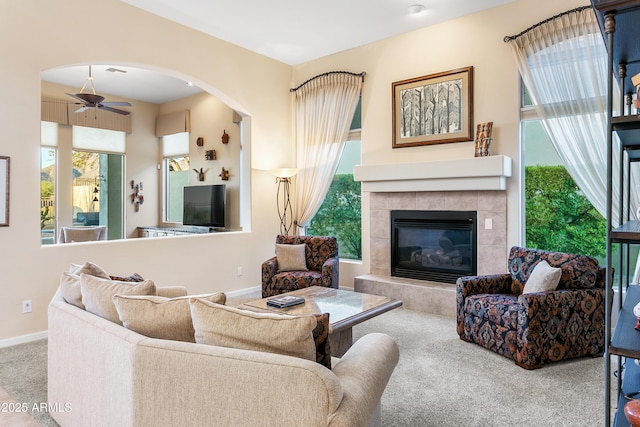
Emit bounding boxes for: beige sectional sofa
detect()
[48,287,399,427]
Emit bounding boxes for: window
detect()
[521,87,607,262]
[307,98,362,260]
[40,122,57,244]
[71,126,125,240]
[162,132,190,223]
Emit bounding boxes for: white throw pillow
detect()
[275,243,308,272]
[113,292,226,342]
[190,298,316,361]
[522,260,562,294]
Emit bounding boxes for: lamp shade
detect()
[271,168,299,178]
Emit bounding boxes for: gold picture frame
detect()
[392,66,473,148]
[0,156,9,226]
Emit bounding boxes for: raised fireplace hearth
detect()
[391,210,477,283]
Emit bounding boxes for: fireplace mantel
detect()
[354,155,512,192]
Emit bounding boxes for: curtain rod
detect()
[503,5,591,43]
[290,71,366,92]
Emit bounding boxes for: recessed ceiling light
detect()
[408,4,426,15]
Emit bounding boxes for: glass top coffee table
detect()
[244,286,402,356]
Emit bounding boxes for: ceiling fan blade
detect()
[101,101,132,107]
[99,105,130,115]
[66,93,87,103]
[75,106,88,113]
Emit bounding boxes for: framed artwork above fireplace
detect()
[392,66,474,148]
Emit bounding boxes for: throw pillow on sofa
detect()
[190,298,317,362]
[80,274,156,324]
[113,292,227,342]
[60,262,112,309]
[238,303,332,369]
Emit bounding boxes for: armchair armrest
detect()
[261,256,278,297]
[321,256,339,289]
[456,273,513,299]
[516,287,607,367]
[328,333,399,427]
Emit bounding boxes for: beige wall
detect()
[293,0,587,276]
[0,0,291,342]
[0,0,587,342]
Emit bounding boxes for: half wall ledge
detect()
[353,155,512,192]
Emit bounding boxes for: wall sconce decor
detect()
[271,168,298,235]
[219,167,230,181]
[205,149,217,160]
[131,180,144,212]
[196,136,204,147]
[221,130,229,144]
[193,168,206,181]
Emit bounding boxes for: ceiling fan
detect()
[66,66,131,115]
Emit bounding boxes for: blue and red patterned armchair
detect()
[456,246,609,369]
[262,235,339,298]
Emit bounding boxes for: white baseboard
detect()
[225,286,261,300]
[0,331,48,349]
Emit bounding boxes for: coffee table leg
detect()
[329,328,353,358]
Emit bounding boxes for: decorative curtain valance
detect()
[41,96,132,133]
[155,110,191,137]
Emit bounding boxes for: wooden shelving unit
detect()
[592,1,640,425]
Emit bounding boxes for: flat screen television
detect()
[182,184,225,229]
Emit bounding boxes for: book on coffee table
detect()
[266,295,305,308]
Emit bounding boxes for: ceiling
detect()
[41,0,515,104]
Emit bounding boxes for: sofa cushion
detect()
[113,292,226,342]
[522,260,561,294]
[276,244,308,272]
[508,246,599,294]
[60,262,112,309]
[190,298,316,362]
[80,274,156,324]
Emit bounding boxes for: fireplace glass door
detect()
[391,210,477,283]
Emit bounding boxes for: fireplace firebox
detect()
[390,210,477,283]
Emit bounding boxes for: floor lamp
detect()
[272,168,298,235]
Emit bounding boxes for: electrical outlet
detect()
[484,218,493,230]
[22,300,32,314]
[236,267,243,277]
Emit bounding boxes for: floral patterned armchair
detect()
[262,235,339,298]
[456,246,609,369]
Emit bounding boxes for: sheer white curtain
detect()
[290,72,363,234]
[506,7,632,227]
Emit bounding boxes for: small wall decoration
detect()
[0,156,9,226]
[205,149,217,160]
[193,167,206,181]
[219,167,230,181]
[474,121,493,157]
[131,180,144,212]
[392,66,473,148]
[221,129,229,144]
[196,137,204,147]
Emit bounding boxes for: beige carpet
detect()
[0,302,613,426]
[0,386,40,427]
